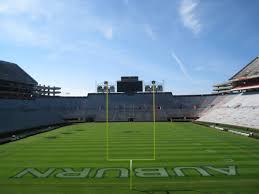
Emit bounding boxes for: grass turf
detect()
[0,122,259,194]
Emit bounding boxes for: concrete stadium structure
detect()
[0,57,259,137]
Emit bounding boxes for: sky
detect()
[0,0,259,96]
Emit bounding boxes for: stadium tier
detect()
[198,92,259,129]
[214,56,259,93]
[0,58,259,136]
[0,60,37,99]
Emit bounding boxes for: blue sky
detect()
[0,0,259,95]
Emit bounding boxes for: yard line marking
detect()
[108,158,155,161]
[130,159,133,190]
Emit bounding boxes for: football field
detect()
[0,122,259,194]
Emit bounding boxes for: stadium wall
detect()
[1,91,258,135]
[0,97,88,135]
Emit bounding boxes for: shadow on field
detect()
[61,132,73,135]
[134,189,200,194]
[44,136,58,139]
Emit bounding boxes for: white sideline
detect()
[228,129,250,137]
[209,125,253,137]
[210,125,225,131]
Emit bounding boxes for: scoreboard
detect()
[117,76,143,93]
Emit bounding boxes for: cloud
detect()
[101,26,113,40]
[0,0,35,15]
[144,24,156,40]
[0,0,53,20]
[0,18,51,46]
[179,0,201,34]
[171,51,192,80]
[0,0,115,46]
[0,0,63,47]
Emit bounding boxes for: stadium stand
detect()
[0,61,81,136]
[198,92,259,129]
[0,57,259,137]
[0,60,37,99]
[230,57,259,80]
[85,93,236,122]
[0,97,88,135]
[214,56,259,93]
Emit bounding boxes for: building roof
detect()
[213,81,231,87]
[230,56,259,81]
[0,60,37,85]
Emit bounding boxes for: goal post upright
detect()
[105,81,109,161]
[152,80,156,160]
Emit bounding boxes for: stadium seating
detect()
[85,93,235,122]
[1,91,259,135]
[0,97,88,134]
[198,92,259,129]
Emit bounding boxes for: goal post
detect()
[105,80,157,190]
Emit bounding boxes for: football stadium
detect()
[1,57,259,194]
[1,1,259,194]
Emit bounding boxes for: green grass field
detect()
[1,122,259,194]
